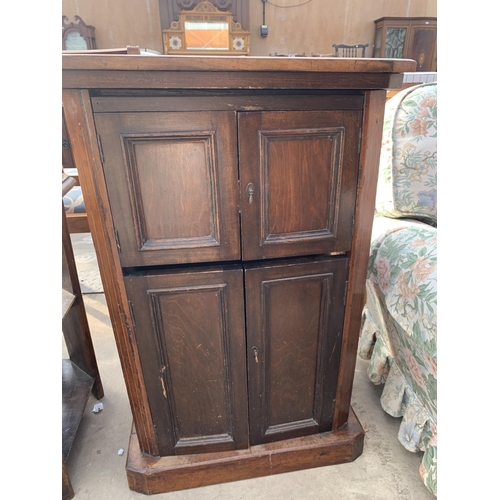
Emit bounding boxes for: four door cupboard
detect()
[62,54,416,495]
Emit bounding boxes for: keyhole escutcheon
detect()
[252,346,259,363]
[246,183,255,205]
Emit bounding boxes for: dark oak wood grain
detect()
[62,89,158,456]
[245,257,348,445]
[63,69,407,91]
[94,111,240,267]
[62,173,104,499]
[62,54,416,73]
[62,455,74,500]
[62,55,411,491]
[239,110,361,260]
[62,202,103,399]
[123,266,248,456]
[62,55,416,91]
[62,360,94,460]
[333,90,387,430]
[91,94,365,114]
[126,407,364,495]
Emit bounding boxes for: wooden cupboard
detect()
[373,17,437,72]
[62,54,416,494]
[62,174,103,499]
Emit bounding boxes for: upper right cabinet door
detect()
[238,110,362,261]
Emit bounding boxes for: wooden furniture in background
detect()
[63,46,141,55]
[62,110,90,234]
[385,72,437,101]
[373,17,437,72]
[332,44,368,57]
[62,15,96,50]
[162,1,250,55]
[271,52,307,57]
[158,0,249,33]
[62,173,104,499]
[62,47,144,235]
[62,54,416,494]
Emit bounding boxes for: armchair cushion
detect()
[376,83,437,226]
[359,223,437,495]
[367,224,437,359]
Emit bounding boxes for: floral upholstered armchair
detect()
[358,82,437,495]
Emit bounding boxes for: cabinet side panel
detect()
[62,89,158,455]
[333,90,386,429]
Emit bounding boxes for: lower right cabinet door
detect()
[244,255,349,446]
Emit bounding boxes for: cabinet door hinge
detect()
[114,229,122,253]
[343,281,349,305]
[97,134,105,164]
[357,127,363,155]
[128,300,136,326]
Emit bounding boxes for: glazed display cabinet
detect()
[373,17,437,72]
[62,54,416,494]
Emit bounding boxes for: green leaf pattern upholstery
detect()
[359,82,437,496]
[376,83,437,226]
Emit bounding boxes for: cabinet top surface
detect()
[62,55,417,91]
[62,54,416,74]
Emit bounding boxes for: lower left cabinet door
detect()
[124,265,249,456]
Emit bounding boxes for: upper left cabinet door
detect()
[94,111,240,267]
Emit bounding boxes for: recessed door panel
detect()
[124,266,248,456]
[94,111,240,267]
[408,27,437,72]
[239,110,362,260]
[244,256,349,445]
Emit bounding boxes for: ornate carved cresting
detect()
[159,0,248,31]
[162,1,250,55]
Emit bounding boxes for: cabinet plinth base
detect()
[126,407,364,495]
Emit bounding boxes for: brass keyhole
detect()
[246,183,255,205]
[252,346,259,363]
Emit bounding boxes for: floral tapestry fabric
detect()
[376,83,437,226]
[359,224,437,496]
[367,225,437,359]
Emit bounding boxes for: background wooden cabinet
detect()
[373,17,437,72]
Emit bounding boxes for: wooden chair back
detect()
[332,44,368,57]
